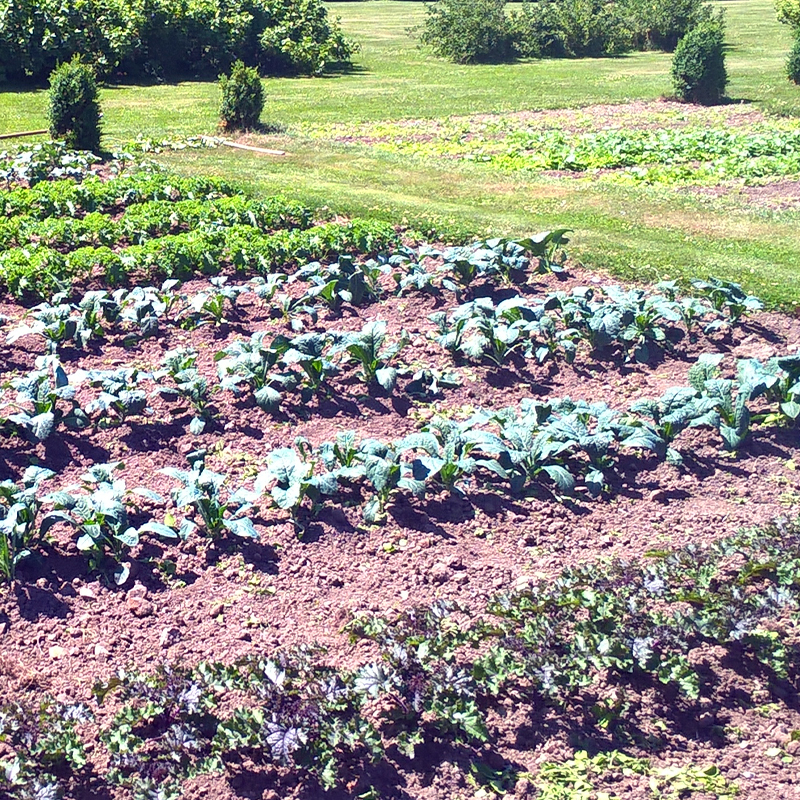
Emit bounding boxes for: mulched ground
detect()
[1,259,800,799]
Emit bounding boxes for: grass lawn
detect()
[1,0,799,305]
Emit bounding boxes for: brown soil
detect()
[1,262,800,799]
[294,99,771,148]
[685,179,800,210]
[464,99,769,134]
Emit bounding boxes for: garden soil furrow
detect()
[2,255,800,798]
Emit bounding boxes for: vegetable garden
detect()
[301,110,800,187]
[1,145,799,800]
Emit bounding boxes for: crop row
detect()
[500,127,800,182]
[5,238,760,373]
[210,348,800,524]
[1,275,782,441]
[0,142,101,187]
[362,123,800,185]
[0,195,314,253]
[2,349,798,582]
[2,519,797,799]
[0,170,244,221]
[0,218,399,297]
[429,276,761,365]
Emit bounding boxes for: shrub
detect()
[220,61,265,130]
[671,22,727,105]
[0,0,356,83]
[776,0,800,29]
[47,57,102,152]
[512,0,632,58]
[420,0,515,64]
[788,34,800,84]
[259,0,358,75]
[620,0,715,52]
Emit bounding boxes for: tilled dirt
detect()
[1,262,800,799]
[685,178,800,210]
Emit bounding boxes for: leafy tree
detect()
[420,0,515,64]
[513,0,632,58]
[776,0,800,29]
[260,0,357,75]
[0,0,356,83]
[620,0,715,51]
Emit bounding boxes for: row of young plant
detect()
[0,194,314,252]
[3,518,797,799]
[0,170,240,221]
[368,122,800,185]
[5,233,759,373]
[234,348,800,527]
[0,315,437,445]
[429,276,761,365]
[1,233,569,336]
[3,242,565,359]
[2,349,798,584]
[0,218,399,298]
[1,277,773,454]
[504,126,800,171]
[0,142,102,187]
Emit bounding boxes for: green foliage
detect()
[421,0,716,63]
[776,0,800,29]
[77,366,150,426]
[512,0,632,58]
[96,663,221,798]
[216,331,300,413]
[431,278,757,368]
[161,451,259,540]
[156,347,214,434]
[357,439,427,523]
[256,440,339,532]
[626,386,717,465]
[0,167,392,296]
[0,467,54,582]
[432,296,547,366]
[183,276,247,327]
[47,57,102,152]
[534,751,737,800]
[0,170,238,222]
[43,462,176,583]
[3,518,799,796]
[259,0,358,75]
[788,33,800,84]
[0,142,100,186]
[536,751,650,799]
[621,0,716,51]
[671,22,728,105]
[2,355,89,442]
[420,0,515,64]
[293,255,385,313]
[0,699,89,799]
[330,319,409,392]
[219,61,265,131]
[690,277,764,322]
[360,117,800,186]
[399,417,506,494]
[7,295,108,353]
[0,0,356,83]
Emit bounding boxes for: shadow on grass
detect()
[0,60,368,97]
